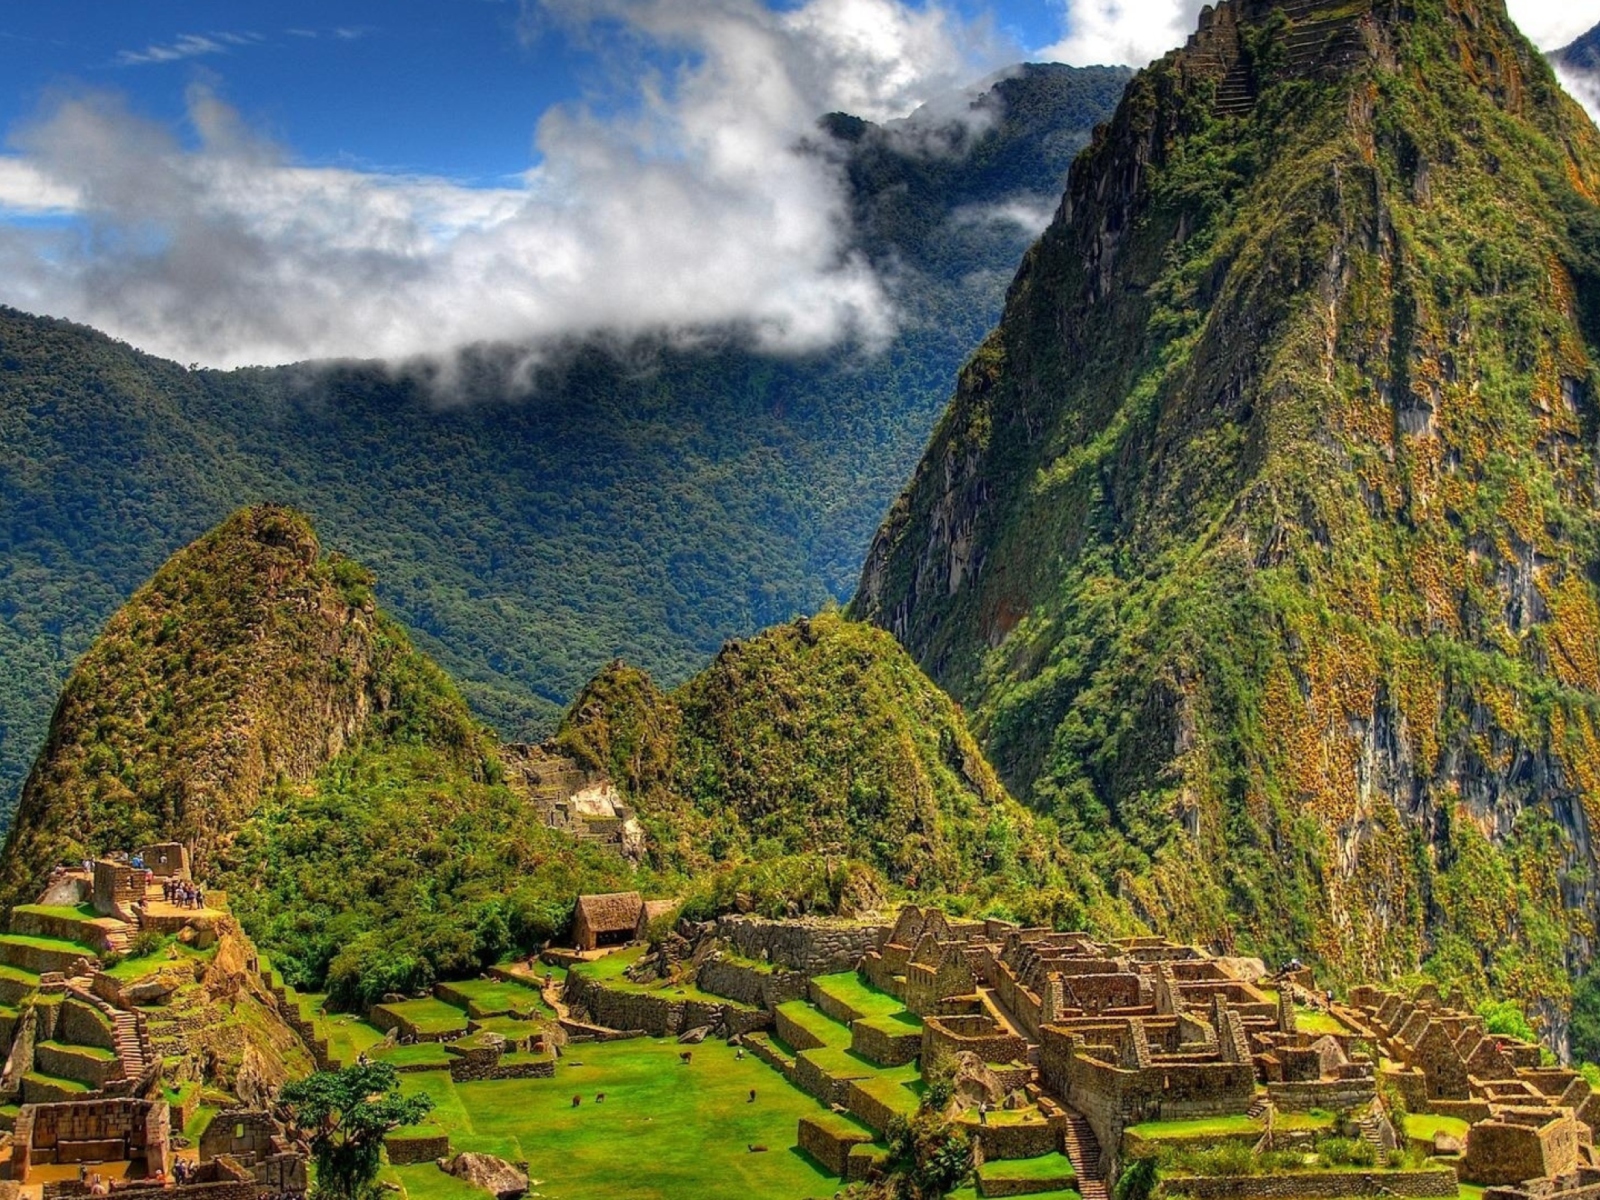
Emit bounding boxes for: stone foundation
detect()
[711,916,888,976]
[797,1115,873,1176]
[1170,1171,1460,1199]
[384,1132,451,1166]
[564,973,770,1039]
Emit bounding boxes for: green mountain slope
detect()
[0,504,485,907]
[3,508,1116,1004]
[853,0,1600,1044]
[555,609,1120,923]
[0,64,1129,823]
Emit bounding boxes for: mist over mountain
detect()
[0,62,1129,821]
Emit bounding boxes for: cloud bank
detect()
[1,0,1589,369]
[0,0,1008,368]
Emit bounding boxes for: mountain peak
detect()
[0,504,482,910]
[853,0,1600,1038]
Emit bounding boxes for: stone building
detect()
[12,1098,172,1182]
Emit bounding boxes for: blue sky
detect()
[0,0,1591,368]
[0,0,1066,182]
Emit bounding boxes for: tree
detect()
[1571,974,1600,1067]
[1115,1156,1159,1200]
[278,1062,433,1200]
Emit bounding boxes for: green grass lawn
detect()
[375,1043,455,1070]
[0,933,97,954]
[977,1152,1076,1183]
[13,904,100,922]
[1294,1007,1352,1036]
[466,1014,539,1038]
[809,973,906,1022]
[854,1012,922,1035]
[850,1074,921,1120]
[302,997,386,1067]
[389,1038,840,1200]
[1405,1114,1470,1142]
[573,948,755,1009]
[102,938,219,980]
[379,998,471,1036]
[1126,1114,1262,1139]
[775,1001,853,1049]
[440,978,548,1018]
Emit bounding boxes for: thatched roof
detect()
[576,891,643,934]
[635,898,679,932]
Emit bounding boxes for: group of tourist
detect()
[161,878,205,909]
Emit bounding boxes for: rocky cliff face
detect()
[854,0,1600,1042]
[0,504,479,908]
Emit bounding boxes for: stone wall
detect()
[1464,1113,1581,1187]
[34,1043,118,1090]
[57,999,117,1054]
[697,957,809,1012]
[797,1115,873,1175]
[922,1014,1026,1072]
[954,1115,1060,1161]
[1267,1078,1378,1112]
[96,1183,256,1200]
[793,1052,868,1108]
[384,1131,451,1166]
[712,916,888,976]
[850,1020,920,1068]
[198,1109,277,1167]
[775,1008,826,1052]
[848,1142,890,1182]
[564,973,770,1039]
[15,1099,171,1181]
[1169,1170,1459,1199]
[90,863,145,921]
[447,1056,556,1083]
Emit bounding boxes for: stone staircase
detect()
[109,1010,147,1081]
[1209,0,1375,116]
[1247,1094,1272,1120]
[1358,1113,1387,1153]
[1062,1113,1109,1200]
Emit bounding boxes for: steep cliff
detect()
[0,504,483,909]
[854,0,1600,1041]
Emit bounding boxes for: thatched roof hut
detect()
[572,891,643,950]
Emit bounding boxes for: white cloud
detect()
[0,0,1005,368]
[1037,0,1205,69]
[116,31,263,67]
[1505,2,1596,53]
[0,158,80,214]
[1036,0,1587,71]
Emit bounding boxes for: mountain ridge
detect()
[853,0,1600,1046]
[0,61,1130,824]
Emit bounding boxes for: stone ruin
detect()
[198,1108,307,1193]
[500,746,644,863]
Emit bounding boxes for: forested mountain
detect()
[0,63,1132,821]
[854,0,1600,1047]
[2,506,1113,1007]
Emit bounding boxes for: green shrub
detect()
[128,929,165,958]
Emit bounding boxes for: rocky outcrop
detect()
[440,1153,528,1200]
